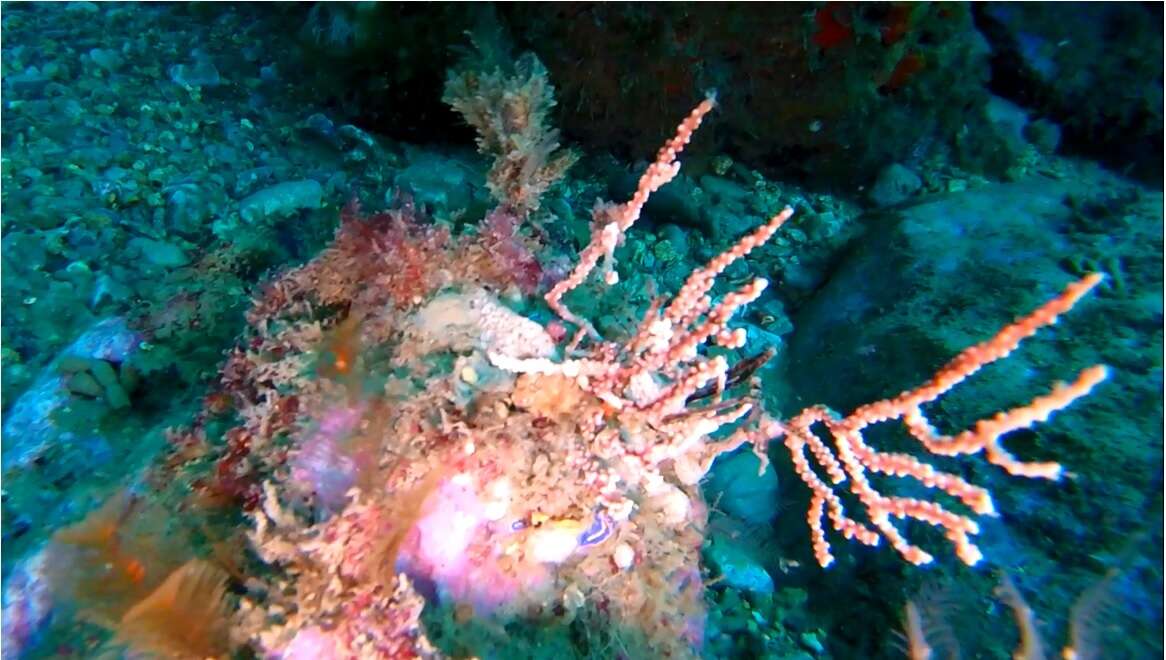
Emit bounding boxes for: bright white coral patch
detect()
[527,525,582,564]
[612,543,635,570]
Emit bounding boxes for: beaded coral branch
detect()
[506,96,1107,567]
[777,274,1107,567]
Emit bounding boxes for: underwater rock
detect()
[164,183,216,236]
[87,47,123,73]
[984,94,1031,146]
[738,324,787,367]
[237,179,324,223]
[57,355,135,409]
[1,317,141,470]
[168,57,221,87]
[302,112,339,146]
[5,67,49,97]
[701,174,765,240]
[128,237,190,268]
[974,2,1163,183]
[980,94,1037,171]
[336,123,376,150]
[868,163,923,208]
[1,232,47,271]
[785,179,1082,412]
[704,535,775,595]
[657,223,690,259]
[1024,117,1062,155]
[392,150,479,218]
[90,272,134,309]
[700,175,752,206]
[502,3,993,189]
[704,449,780,526]
[0,547,52,660]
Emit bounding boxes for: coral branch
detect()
[544,94,718,333]
[521,96,1105,569]
[780,274,1108,567]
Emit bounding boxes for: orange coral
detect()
[780,274,1107,567]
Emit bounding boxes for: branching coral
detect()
[509,95,1105,570]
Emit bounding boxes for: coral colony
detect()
[218,97,1103,657]
[28,98,1107,660]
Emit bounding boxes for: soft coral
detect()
[337,197,453,309]
[471,206,543,295]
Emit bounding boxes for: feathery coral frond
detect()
[116,559,232,660]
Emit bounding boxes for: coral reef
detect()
[206,98,1105,659]
[1,5,1158,659]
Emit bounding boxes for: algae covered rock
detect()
[2,317,141,470]
[237,179,324,223]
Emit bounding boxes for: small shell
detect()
[612,543,635,570]
[658,487,691,526]
[482,479,511,521]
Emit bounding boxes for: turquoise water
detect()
[2,3,1161,659]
